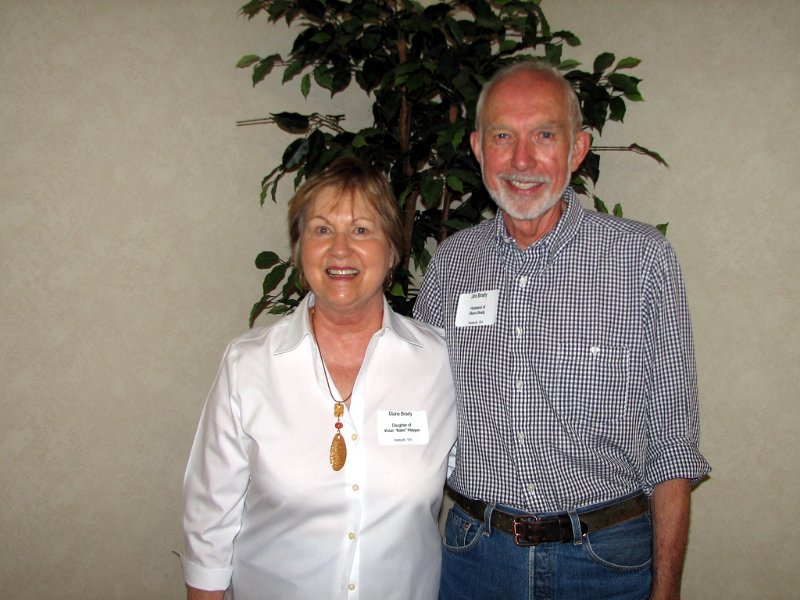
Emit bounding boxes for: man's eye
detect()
[539,131,554,140]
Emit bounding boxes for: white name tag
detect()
[377,410,429,445]
[455,290,499,327]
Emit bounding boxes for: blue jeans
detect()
[439,498,652,600]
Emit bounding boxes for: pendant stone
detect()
[330,431,347,471]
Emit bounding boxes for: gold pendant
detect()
[330,431,347,471]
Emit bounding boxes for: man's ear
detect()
[570,130,591,171]
[470,130,482,164]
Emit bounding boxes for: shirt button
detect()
[352,484,360,492]
[519,275,528,288]
[515,326,523,338]
[348,532,356,540]
[517,432,525,440]
[527,483,536,493]
[348,583,356,591]
[515,379,524,389]
[351,433,358,441]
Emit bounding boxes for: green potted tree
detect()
[236,0,665,325]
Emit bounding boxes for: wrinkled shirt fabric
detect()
[182,294,457,599]
[414,188,710,512]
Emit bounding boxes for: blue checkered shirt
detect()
[414,188,710,512]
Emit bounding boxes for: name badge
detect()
[377,410,429,445]
[455,290,499,327]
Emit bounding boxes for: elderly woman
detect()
[181,156,457,600]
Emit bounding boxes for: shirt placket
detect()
[505,245,549,508]
[341,387,365,600]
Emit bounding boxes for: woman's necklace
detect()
[311,308,351,471]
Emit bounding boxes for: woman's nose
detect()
[329,232,351,256]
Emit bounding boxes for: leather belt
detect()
[446,487,650,546]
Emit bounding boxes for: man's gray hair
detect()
[474,60,583,136]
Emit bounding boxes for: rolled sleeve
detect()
[182,344,251,591]
[643,242,711,491]
[180,553,233,592]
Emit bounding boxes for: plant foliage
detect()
[237,0,667,325]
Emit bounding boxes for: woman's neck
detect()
[310,299,384,405]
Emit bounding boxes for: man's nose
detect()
[511,140,535,171]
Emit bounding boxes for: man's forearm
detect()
[650,478,691,600]
[186,585,225,600]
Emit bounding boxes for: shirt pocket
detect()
[555,342,630,426]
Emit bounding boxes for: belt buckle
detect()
[512,515,541,546]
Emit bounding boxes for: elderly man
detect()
[414,60,710,600]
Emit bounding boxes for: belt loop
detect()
[482,502,495,536]
[568,510,583,546]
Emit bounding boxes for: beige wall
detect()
[1,1,797,598]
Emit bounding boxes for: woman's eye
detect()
[354,226,368,235]
[315,225,330,234]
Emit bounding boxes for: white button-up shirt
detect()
[182,294,457,600]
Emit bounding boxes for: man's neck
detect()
[502,199,565,250]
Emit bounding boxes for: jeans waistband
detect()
[446,487,650,546]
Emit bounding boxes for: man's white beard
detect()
[484,152,573,221]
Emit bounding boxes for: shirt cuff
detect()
[180,553,233,592]
[646,441,711,492]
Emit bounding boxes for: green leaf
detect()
[253,54,280,85]
[608,96,627,122]
[594,197,609,214]
[388,281,404,297]
[262,262,289,295]
[301,73,311,98]
[629,143,669,167]
[283,59,304,82]
[544,43,562,66]
[249,298,269,328]
[282,138,309,169]
[446,174,464,193]
[558,30,581,46]
[559,59,581,70]
[420,173,443,209]
[607,73,643,100]
[255,251,282,270]
[612,203,623,217]
[237,54,261,69]
[273,112,310,133]
[656,223,669,235]
[593,52,615,73]
[499,39,518,53]
[614,56,641,71]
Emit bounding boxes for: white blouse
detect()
[182,294,457,600]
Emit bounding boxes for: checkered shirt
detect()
[414,188,711,512]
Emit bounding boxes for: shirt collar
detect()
[493,186,585,262]
[274,292,423,355]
